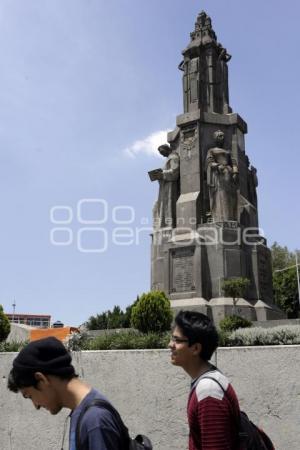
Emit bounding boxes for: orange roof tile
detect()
[30,327,79,342]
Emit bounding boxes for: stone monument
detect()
[149,11,284,323]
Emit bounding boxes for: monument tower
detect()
[149,11,284,323]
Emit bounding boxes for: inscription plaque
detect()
[171,247,195,293]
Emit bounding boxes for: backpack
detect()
[201,376,274,450]
[75,398,153,450]
[238,410,274,450]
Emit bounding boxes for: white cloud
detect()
[123,129,172,158]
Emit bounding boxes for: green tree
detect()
[222,277,250,315]
[271,242,295,271]
[106,306,126,329]
[85,312,108,330]
[0,305,10,342]
[123,296,140,328]
[85,300,140,330]
[131,291,172,334]
[271,242,299,317]
[273,267,299,318]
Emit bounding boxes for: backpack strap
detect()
[200,375,242,448]
[199,375,226,394]
[200,376,240,420]
[75,399,130,450]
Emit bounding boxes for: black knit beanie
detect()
[13,337,75,377]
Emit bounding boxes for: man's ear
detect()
[34,372,50,388]
[191,342,202,357]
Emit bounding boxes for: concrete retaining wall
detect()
[1,346,299,450]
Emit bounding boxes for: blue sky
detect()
[0,0,299,326]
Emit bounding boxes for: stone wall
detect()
[1,347,299,450]
[6,322,33,343]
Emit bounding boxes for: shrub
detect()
[0,305,10,342]
[226,325,300,346]
[219,315,252,333]
[218,329,231,347]
[65,332,91,351]
[0,341,27,352]
[130,291,172,334]
[74,330,169,350]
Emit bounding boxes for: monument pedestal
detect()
[151,223,285,322]
[253,300,287,321]
[170,297,210,318]
[209,297,256,326]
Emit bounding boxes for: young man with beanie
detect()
[8,336,124,450]
[169,310,241,450]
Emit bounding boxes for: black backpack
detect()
[238,410,274,450]
[75,398,153,450]
[201,376,274,450]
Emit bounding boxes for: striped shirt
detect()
[188,369,240,450]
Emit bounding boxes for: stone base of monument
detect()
[253,300,286,321]
[170,297,210,317]
[208,297,256,326]
[169,297,286,325]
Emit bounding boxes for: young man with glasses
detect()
[169,310,241,450]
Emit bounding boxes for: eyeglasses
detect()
[170,335,189,344]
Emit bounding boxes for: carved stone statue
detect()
[248,165,258,209]
[216,44,231,113]
[149,144,180,228]
[206,130,239,222]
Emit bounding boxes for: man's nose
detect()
[168,340,174,349]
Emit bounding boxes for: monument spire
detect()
[190,10,217,44]
[180,10,231,115]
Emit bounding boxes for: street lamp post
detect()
[296,252,300,306]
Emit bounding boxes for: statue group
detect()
[150,129,248,227]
